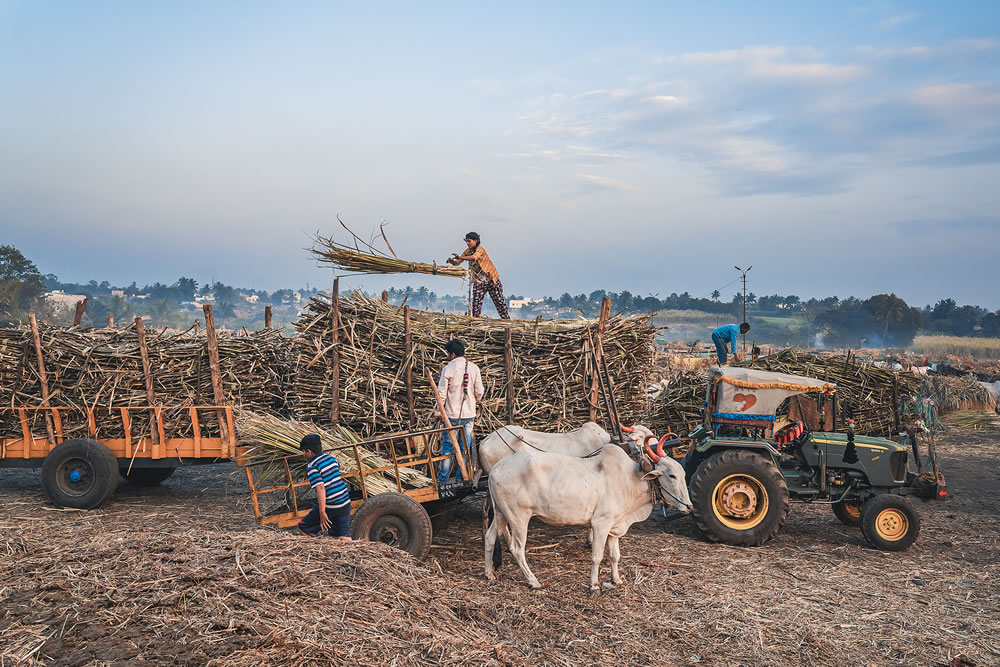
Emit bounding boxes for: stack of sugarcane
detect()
[920,374,997,414]
[311,220,468,279]
[650,349,923,437]
[291,293,655,436]
[235,411,432,503]
[0,324,293,439]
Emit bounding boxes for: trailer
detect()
[0,404,237,509]
[241,424,477,560]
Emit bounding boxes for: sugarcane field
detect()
[5,5,1000,666]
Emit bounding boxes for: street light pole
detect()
[734,265,752,354]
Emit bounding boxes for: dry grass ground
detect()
[2,415,998,666]
[911,335,1000,360]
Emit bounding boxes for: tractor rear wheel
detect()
[120,466,177,486]
[832,500,863,527]
[690,449,790,546]
[41,439,118,509]
[350,492,433,560]
[860,495,920,551]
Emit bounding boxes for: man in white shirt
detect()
[436,338,484,485]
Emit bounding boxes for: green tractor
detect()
[682,367,945,551]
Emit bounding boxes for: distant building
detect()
[240,293,260,304]
[509,297,537,309]
[111,289,125,298]
[43,290,86,312]
[194,294,215,304]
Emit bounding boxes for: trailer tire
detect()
[860,495,920,551]
[690,449,790,547]
[120,466,177,486]
[351,493,433,560]
[41,439,118,509]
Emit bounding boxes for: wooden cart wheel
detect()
[120,466,177,486]
[41,439,118,509]
[350,492,433,560]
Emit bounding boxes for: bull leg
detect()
[607,536,622,587]
[484,511,506,581]
[589,525,611,593]
[507,517,542,589]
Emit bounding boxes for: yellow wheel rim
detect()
[874,508,908,541]
[712,473,769,530]
[843,503,861,519]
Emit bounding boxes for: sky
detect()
[2,1,999,307]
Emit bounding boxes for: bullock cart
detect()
[242,424,477,560]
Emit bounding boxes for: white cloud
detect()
[880,13,918,28]
[576,89,631,99]
[911,83,1000,109]
[578,173,637,192]
[716,137,790,173]
[676,45,865,83]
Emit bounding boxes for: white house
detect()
[43,290,86,313]
[509,297,537,309]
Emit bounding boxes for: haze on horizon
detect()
[2,1,999,308]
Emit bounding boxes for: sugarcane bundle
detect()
[311,219,467,279]
[235,410,432,494]
[291,293,655,437]
[920,374,997,414]
[0,324,293,439]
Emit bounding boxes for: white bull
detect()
[478,422,658,473]
[484,444,692,592]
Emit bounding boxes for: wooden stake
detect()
[194,319,201,334]
[589,297,611,422]
[264,305,272,329]
[72,298,87,326]
[28,314,56,444]
[202,305,230,445]
[505,327,515,424]
[381,290,389,303]
[107,314,114,328]
[330,277,340,425]
[135,317,159,447]
[426,368,469,480]
[404,305,415,429]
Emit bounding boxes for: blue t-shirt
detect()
[712,324,741,354]
[306,453,351,509]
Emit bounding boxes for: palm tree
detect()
[711,290,720,301]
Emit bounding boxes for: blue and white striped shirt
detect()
[306,453,351,509]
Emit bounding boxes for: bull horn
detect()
[656,434,669,460]
[621,425,635,433]
[644,434,661,462]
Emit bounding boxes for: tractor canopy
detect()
[708,367,836,427]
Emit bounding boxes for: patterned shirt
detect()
[461,245,500,283]
[306,453,351,509]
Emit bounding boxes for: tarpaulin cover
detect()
[709,367,835,421]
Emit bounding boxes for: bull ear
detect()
[641,470,664,481]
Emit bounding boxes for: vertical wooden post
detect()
[28,314,56,444]
[330,278,341,425]
[505,327,515,424]
[107,314,114,328]
[589,297,611,422]
[135,317,159,447]
[891,373,901,435]
[381,290,389,303]
[194,319,201,334]
[264,305,272,329]
[404,305,415,429]
[72,298,88,326]
[202,305,230,445]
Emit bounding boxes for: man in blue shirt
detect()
[298,434,352,540]
[712,322,750,365]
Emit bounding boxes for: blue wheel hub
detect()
[69,470,82,482]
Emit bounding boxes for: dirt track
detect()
[2,414,998,666]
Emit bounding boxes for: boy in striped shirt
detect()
[298,434,352,540]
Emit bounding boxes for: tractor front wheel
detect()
[690,449,790,547]
[832,500,863,527]
[860,495,920,551]
[350,493,433,560]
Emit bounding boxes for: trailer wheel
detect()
[351,493,433,560]
[860,495,920,551]
[120,466,177,486]
[690,449,790,547]
[832,500,863,527]
[41,439,118,509]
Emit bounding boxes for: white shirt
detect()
[437,357,484,420]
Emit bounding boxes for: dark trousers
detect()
[299,503,351,537]
[712,332,729,364]
[472,279,510,319]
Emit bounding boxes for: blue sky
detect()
[2,1,999,307]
